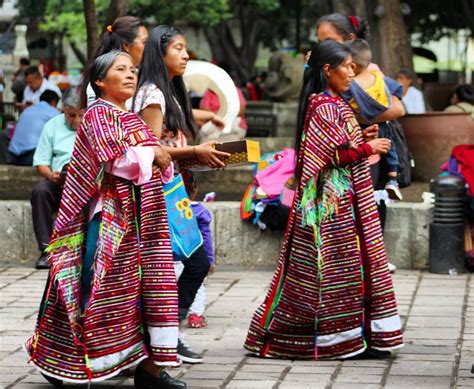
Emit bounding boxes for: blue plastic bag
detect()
[163,174,203,260]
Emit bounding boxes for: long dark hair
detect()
[96,16,144,57]
[294,40,351,161]
[136,25,197,139]
[317,13,370,41]
[79,16,144,108]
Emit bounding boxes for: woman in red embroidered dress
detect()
[25,51,186,389]
[244,40,403,360]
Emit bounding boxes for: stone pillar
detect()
[13,24,29,60]
[272,102,298,138]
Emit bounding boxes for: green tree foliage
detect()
[404,0,473,43]
[39,0,111,45]
[128,0,232,27]
[17,0,285,76]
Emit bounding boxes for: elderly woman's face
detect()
[95,55,137,101]
[325,55,354,94]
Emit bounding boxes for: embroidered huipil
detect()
[244,93,403,359]
[25,99,179,383]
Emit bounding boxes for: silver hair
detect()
[61,87,81,109]
[90,50,133,97]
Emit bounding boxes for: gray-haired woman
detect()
[25,51,186,389]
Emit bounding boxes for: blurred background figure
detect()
[11,57,31,104]
[444,84,474,119]
[7,90,60,165]
[396,67,426,114]
[18,66,62,111]
[31,87,83,269]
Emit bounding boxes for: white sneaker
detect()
[385,179,403,201]
[388,263,397,273]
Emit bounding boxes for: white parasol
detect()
[183,60,240,135]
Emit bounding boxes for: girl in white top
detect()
[133,25,229,170]
[133,25,230,366]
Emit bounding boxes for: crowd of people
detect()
[0,10,471,389]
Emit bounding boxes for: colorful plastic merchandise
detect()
[240,148,295,221]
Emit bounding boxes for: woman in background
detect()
[444,84,474,119]
[80,15,148,108]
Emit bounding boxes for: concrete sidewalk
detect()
[0,265,473,389]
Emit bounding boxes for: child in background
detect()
[396,67,426,114]
[343,39,404,201]
[174,174,215,328]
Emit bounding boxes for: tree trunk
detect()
[318,0,333,15]
[67,37,87,66]
[104,0,129,27]
[57,32,65,72]
[364,0,383,69]
[83,0,99,60]
[375,0,413,76]
[460,0,474,37]
[331,0,356,15]
[204,17,262,84]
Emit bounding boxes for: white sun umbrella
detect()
[183,60,240,136]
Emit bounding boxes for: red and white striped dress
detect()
[244,93,403,359]
[25,99,179,383]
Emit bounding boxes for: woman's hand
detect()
[153,146,172,171]
[195,141,230,169]
[211,114,225,130]
[368,138,391,155]
[362,124,379,141]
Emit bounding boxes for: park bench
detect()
[245,111,278,137]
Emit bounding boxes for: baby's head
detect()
[344,39,372,75]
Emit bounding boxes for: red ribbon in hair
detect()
[348,15,359,31]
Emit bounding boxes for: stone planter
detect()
[399,112,474,181]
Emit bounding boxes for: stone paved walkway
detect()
[1,266,473,388]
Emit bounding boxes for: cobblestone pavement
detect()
[1,266,473,388]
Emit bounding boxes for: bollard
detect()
[429,175,466,274]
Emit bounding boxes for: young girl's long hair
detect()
[294,40,351,167]
[136,25,197,139]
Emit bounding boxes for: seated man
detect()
[7,90,60,165]
[31,88,83,269]
[18,66,62,111]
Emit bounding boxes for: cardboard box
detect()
[180,140,261,171]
